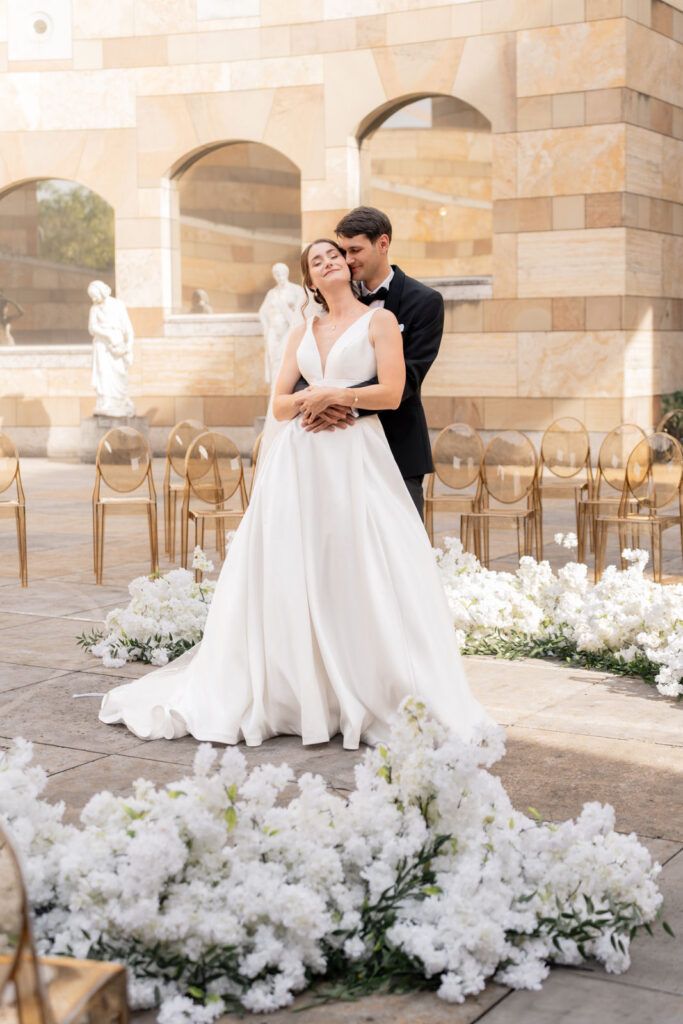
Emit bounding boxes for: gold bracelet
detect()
[352,390,359,404]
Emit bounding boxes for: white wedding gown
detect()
[100,309,490,748]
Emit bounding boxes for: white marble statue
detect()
[88,281,136,418]
[258,263,307,384]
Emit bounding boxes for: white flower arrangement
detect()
[436,538,683,699]
[80,539,683,699]
[0,702,665,1020]
[78,547,224,667]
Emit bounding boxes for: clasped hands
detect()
[294,386,356,433]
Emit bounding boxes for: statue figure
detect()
[258,263,307,384]
[87,280,136,418]
[0,292,24,346]
[190,288,213,314]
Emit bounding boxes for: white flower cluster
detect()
[87,547,226,667]
[0,703,662,1020]
[437,539,683,699]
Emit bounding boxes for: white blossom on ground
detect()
[436,538,683,699]
[0,702,663,1021]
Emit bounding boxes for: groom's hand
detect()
[302,405,356,432]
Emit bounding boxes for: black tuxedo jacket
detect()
[358,266,443,478]
[295,265,443,478]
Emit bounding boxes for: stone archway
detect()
[359,95,492,284]
[171,142,302,315]
[0,178,114,345]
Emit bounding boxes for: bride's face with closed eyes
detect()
[306,241,351,296]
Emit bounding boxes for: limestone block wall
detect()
[0,0,681,455]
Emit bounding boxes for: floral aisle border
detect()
[78,541,683,699]
[0,702,666,1020]
[437,538,683,699]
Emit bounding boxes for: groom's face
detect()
[336,233,389,284]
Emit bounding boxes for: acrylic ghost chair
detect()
[460,430,541,568]
[576,423,646,565]
[180,431,249,578]
[424,423,484,549]
[538,417,593,560]
[0,432,27,586]
[0,824,128,1024]
[657,408,683,444]
[162,419,207,561]
[92,427,158,584]
[594,432,683,583]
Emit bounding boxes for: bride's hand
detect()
[294,386,346,419]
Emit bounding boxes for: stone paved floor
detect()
[0,458,682,1022]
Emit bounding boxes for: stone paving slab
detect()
[477,969,683,1022]
[497,726,683,841]
[0,671,147,754]
[0,736,107,777]
[0,662,67,694]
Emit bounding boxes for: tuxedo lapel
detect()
[384,265,404,318]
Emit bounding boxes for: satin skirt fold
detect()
[99,415,490,748]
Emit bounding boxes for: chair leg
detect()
[148,503,159,576]
[594,521,606,583]
[181,503,189,569]
[652,527,662,583]
[425,501,433,546]
[163,484,170,557]
[195,518,202,583]
[92,501,99,581]
[169,490,177,562]
[97,505,106,584]
[577,503,586,564]
[483,517,490,568]
[15,505,28,587]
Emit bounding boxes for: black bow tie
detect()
[359,287,389,305]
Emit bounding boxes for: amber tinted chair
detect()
[92,427,158,584]
[538,418,593,554]
[657,408,683,444]
[461,430,540,567]
[163,419,206,561]
[249,430,264,500]
[181,431,249,575]
[0,432,27,586]
[0,825,128,1024]
[594,433,683,582]
[424,423,484,546]
[577,423,646,563]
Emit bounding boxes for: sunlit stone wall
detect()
[0,0,681,455]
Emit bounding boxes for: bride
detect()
[99,240,490,748]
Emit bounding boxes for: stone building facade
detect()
[0,0,682,454]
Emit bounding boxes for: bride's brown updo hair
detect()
[300,238,352,315]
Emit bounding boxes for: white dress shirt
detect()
[360,269,394,308]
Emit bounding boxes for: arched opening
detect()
[173,142,302,315]
[359,95,492,283]
[0,179,114,345]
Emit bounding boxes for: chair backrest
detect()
[540,417,591,479]
[431,423,484,491]
[657,408,683,443]
[626,432,683,512]
[0,431,19,498]
[0,826,29,999]
[482,430,538,504]
[96,427,152,493]
[166,420,207,478]
[185,431,245,507]
[597,423,647,493]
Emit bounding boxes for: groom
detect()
[299,206,444,519]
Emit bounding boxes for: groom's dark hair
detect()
[335,206,392,244]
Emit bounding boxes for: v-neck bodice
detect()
[297,309,377,386]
